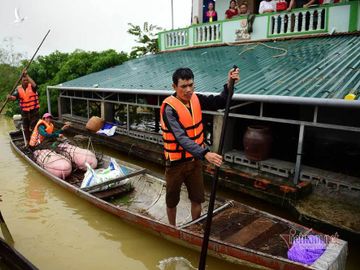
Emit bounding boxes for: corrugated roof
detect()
[60,35,360,99]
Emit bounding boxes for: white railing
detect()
[269,8,326,36]
[165,29,188,49]
[194,23,221,44]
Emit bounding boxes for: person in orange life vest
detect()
[7,70,39,143]
[29,113,70,148]
[160,67,240,226]
[204,2,218,23]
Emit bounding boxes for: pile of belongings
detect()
[81,158,130,192]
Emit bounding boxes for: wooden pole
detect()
[0,29,51,114]
[198,65,237,270]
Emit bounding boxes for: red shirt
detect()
[225,8,238,19]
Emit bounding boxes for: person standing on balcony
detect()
[192,16,200,25]
[237,3,255,33]
[239,3,250,15]
[287,0,318,10]
[259,0,276,14]
[225,0,239,19]
[160,67,240,226]
[7,70,40,144]
[204,2,218,23]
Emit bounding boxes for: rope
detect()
[35,149,70,172]
[145,183,165,211]
[238,42,288,58]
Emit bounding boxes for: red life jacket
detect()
[18,83,40,112]
[29,119,54,147]
[160,93,204,161]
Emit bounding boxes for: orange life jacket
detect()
[18,83,40,112]
[29,119,54,147]
[160,93,204,161]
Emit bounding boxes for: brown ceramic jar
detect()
[243,125,272,161]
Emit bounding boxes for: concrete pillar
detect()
[57,97,62,119]
[293,124,305,185]
[212,114,235,154]
[46,87,51,115]
[193,0,202,22]
[100,102,105,120]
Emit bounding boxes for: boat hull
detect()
[0,237,38,270]
[9,130,347,270]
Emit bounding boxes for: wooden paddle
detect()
[198,65,238,270]
[0,195,14,244]
[0,29,51,114]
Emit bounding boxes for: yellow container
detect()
[344,93,356,100]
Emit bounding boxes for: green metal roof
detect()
[60,35,360,100]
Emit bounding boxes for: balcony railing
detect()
[194,23,222,44]
[164,28,189,49]
[268,7,327,36]
[158,2,359,52]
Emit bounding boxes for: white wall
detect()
[328,5,350,33]
[216,0,230,21]
[192,0,203,22]
[358,1,360,30]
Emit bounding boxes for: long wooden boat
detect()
[9,130,347,270]
[0,237,38,270]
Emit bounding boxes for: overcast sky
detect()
[0,0,192,58]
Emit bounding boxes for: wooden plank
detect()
[12,138,25,142]
[245,222,289,257]
[82,169,146,193]
[224,217,274,246]
[180,201,234,229]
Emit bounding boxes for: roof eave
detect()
[232,94,360,109]
[48,86,360,109]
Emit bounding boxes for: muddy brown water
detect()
[0,116,358,269]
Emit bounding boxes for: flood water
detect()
[0,115,358,270]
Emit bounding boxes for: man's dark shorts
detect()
[21,109,39,140]
[165,159,205,208]
[21,109,39,130]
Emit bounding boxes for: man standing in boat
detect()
[7,70,39,144]
[160,67,240,226]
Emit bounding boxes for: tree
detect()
[0,63,22,116]
[0,39,24,116]
[1,48,130,117]
[127,22,163,58]
[0,38,23,66]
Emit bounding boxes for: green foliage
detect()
[0,64,21,98]
[127,22,163,58]
[1,49,130,117]
[0,40,23,97]
[0,43,24,116]
[26,51,69,85]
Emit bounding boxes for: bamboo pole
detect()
[0,29,51,114]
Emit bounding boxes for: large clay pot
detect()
[86,116,104,132]
[243,125,272,161]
